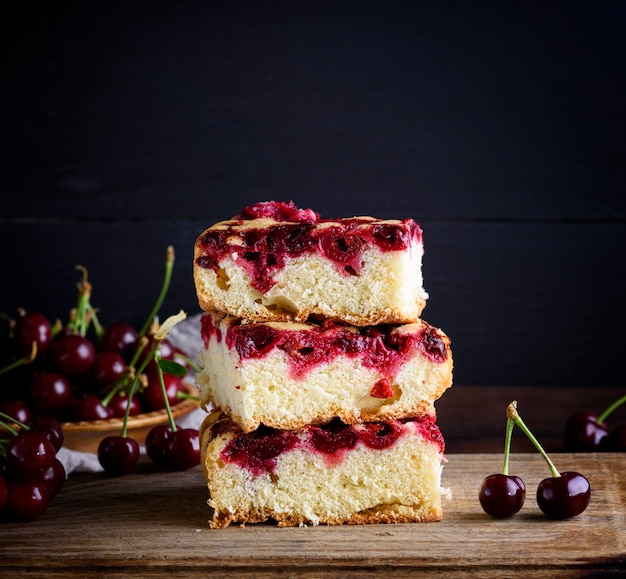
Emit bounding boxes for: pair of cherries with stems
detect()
[97,310,201,476]
[480,401,591,520]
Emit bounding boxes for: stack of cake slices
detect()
[193,201,453,528]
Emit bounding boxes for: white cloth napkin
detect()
[58,313,207,475]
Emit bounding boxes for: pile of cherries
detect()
[564,393,626,452]
[479,401,591,520]
[1,247,201,494]
[0,413,66,520]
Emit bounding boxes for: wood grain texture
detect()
[0,453,624,577]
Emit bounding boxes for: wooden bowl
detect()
[61,382,202,454]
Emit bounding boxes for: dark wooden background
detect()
[2,1,625,389]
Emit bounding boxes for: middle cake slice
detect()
[196,310,453,433]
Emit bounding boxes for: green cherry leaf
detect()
[158,359,188,377]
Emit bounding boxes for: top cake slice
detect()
[193,201,428,326]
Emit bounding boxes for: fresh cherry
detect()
[98,322,138,358]
[12,311,53,355]
[479,474,526,518]
[565,393,626,452]
[97,436,140,476]
[4,480,51,521]
[141,372,183,411]
[40,458,66,498]
[0,400,32,424]
[564,412,609,451]
[50,334,96,376]
[537,471,591,519]
[145,424,173,466]
[479,410,526,518]
[70,394,114,421]
[26,413,65,452]
[107,392,142,418]
[27,372,73,415]
[5,430,57,482]
[161,428,200,471]
[90,352,127,390]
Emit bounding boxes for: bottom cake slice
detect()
[200,411,447,528]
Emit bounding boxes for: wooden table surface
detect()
[2,386,625,577]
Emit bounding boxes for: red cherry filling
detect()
[211,315,448,382]
[219,417,441,475]
[221,426,299,476]
[195,202,422,293]
[237,201,319,222]
[359,421,402,449]
[369,378,394,399]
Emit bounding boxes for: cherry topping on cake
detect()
[237,201,320,223]
[369,378,394,399]
[308,419,359,456]
[359,421,402,449]
[221,426,299,476]
[195,202,423,294]
[213,316,449,384]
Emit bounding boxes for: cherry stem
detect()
[138,246,175,338]
[597,393,626,424]
[0,412,30,434]
[501,415,515,475]
[151,310,188,432]
[0,341,38,376]
[507,401,561,478]
[155,359,177,432]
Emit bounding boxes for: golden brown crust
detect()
[208,503,442,529]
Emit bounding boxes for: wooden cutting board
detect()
[1,453,624,577]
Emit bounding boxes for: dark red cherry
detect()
[97,436,140,476]
[141,373,183,411]
[536,471,591,519]
[0,399,32,425]
[12,312,53,355]
[161,428,200,471]
[41,458,66,498]
[564,413,609,451]
[90,352,127,389]
[98,322,138,358]
[479,474,526,518]
[5,430,57,482]
[70,394,114,422]
[26,414,65,452]
[107,392,142,418]
[50,334,96,376]
[145,424,173,466]
[4,479,50,520]
[27,372,73,415]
